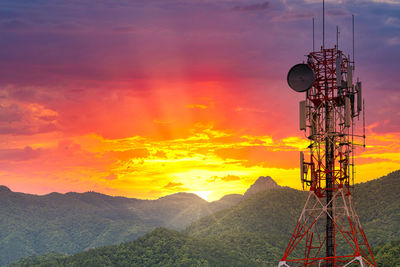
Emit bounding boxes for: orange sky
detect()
[1,82,399,201]
[0,0,399,201]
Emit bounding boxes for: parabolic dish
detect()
[287,64,315,92]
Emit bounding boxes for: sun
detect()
[192,191,211,201]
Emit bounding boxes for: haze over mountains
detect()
[2,173,400,266]
[0,176,277,266]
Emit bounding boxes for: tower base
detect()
[279,188,376,267]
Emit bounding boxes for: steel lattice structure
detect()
[278,47,377,267]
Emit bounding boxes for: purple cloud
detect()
[0,104,23,122]
[233,2,270,12]
[0,146,43,161]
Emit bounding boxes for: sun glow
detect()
[192,191,211,201]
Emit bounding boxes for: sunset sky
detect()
[0,0,399,201]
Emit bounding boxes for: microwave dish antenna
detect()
[287,64,315,92]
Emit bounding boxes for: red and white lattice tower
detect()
[278,15,377,267]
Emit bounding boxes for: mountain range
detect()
[0,176,277,266]
[2,172,400,266]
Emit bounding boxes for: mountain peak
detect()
[244,176,280,198]
[0,185,11,193]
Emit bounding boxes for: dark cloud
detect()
[112,26,136,33]
[0,146,43,161]
[276,10,314,22]
[0,122,58,135]
[0,104,23,122]
[233,2,270,12]
[0,0,397,141]
[0,9,18,20]
[0,102,59,136]
[1,19,28,30]
[326,8,350,17]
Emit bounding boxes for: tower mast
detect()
[279,8,376,267]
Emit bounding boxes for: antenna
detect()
[352,14,355,65]
[336,26,339,49]
[363,98,366,148]
[313,18,315,52]
[322,0,325,49]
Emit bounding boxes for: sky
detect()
[0,0,399,201]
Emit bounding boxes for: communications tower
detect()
[278,5,376,267]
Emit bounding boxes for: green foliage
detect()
[185,187,306,265]
[353,171,400,246]
[184,171,400,264]
[7,252,66,267]
[374,240,400,267]
[9,228,255,267]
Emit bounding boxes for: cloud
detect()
[164,182,184,188]
[274,10,314,22]
[104,173,118,180]
[105,149,150,161]
[385,17,400,26]
[387,36,400,45]
[209,174,241,182]
[154,150,167,158]
[221,174,241,181]
[1,19,28,30]
[0,146,43,161]
[185,104,208,109]
[0,9,18,20]
[233,2,270,11]
[0,104,23,122]
[215,146,298,169]
[365,0,400,4]
[0,0,398,200]
[326,8,350,16]
[0,102,59,136]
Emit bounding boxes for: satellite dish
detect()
[287,64,315,92]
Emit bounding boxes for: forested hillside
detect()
[4,171,400,266]
[374,240,400,266]
[9,228,256,267]
[185,171,400,264]
[186,186,305,265]
[353,171,400,246]
[0,188,239,266]
[9,235,400,267]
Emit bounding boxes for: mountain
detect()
[186,170,400,264]
[4,171,400,266]
[10,171,400,266]
[0,186,11,193]
[209,194,243,210]
[186,186,303,265]
[244,176,280,198]
[352,171,400,246]
[0,188,239,266]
